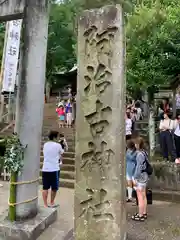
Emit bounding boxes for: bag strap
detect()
[141,151,148,163]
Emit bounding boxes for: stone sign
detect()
[75,5,126,240]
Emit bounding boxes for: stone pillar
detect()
[14,47,22,134]
[15,1,49,219]
[75,5,126,240]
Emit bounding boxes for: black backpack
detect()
[142,152,153,176]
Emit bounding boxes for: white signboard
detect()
[2,19,22,92]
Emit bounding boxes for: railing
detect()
[0,94,16,124]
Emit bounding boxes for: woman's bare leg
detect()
[136,189,144,216]
[142,190,147,214]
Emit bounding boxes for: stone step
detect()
[62,157,75,165]
[60,178,74,189]
[63,152,75,158]
[40,151,75,159]
[61,164,75,172]
[60,170,75,180]
[40,158,75,169]
[40,144,75,152]
[40,158,75,167]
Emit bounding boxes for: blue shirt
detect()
[126,149,137,177]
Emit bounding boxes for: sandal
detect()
[131,213,138,219]
[131,213,145,221]
[143,213,147,219]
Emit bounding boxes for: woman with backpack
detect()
[132,137,152,222]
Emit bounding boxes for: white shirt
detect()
[126,118,132,135]
[42,141,64,172]
[176,94,180,109]
[159,119,174,131]
[174,120,180,136]
[136,108,142,120]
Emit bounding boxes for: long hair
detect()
[135,137,146,151]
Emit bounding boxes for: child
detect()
[126,140,137,202]
[56,103,65,128]
[65,99,73,127]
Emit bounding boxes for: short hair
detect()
[48,131,59,140]
[127,139,135,150]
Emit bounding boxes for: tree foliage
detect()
[46,2,76,84]
[127,0,180,94]
[64,0,180,95]
[1,0,180,95]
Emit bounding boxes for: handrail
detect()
[1,112,8,120]
[0,121,14,133]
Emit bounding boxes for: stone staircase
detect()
[0,98,76,189]
[41,98,75,189]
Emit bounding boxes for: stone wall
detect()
[149,162,180,191]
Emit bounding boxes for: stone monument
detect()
[0,1,57,239]
[75,5,126,240]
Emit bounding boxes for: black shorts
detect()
[42,171,60,191]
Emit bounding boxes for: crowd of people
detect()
[56,97,76,128]
[125,100,144,140]
[41,94,180,222]
[159,112,180,163]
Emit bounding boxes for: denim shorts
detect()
[126,174,133,181]
[136,181,147,190]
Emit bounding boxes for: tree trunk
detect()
[15,1,49,220]
[45,81,51,103]
[172,89,176,119]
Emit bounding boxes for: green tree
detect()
[46,2,76,83]
[126,0,180,97]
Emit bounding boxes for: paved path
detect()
[1,182,180,239]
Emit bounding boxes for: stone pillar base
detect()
[0,207,57,240]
